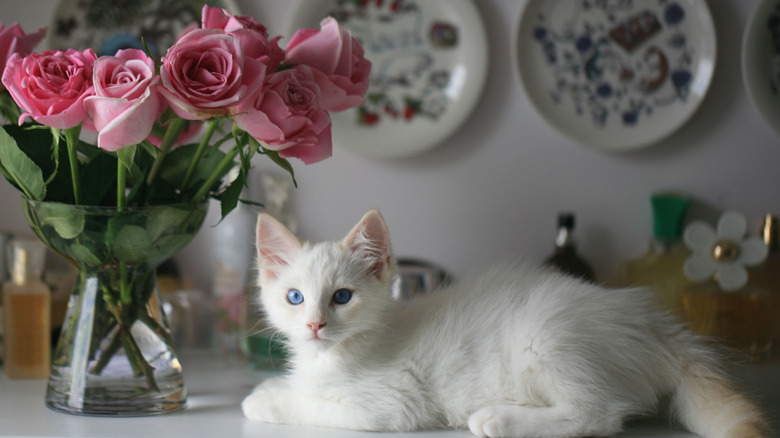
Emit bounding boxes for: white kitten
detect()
[243,210,769,438]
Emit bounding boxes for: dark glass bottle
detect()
[544,213,595,282]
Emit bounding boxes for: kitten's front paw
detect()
[242,391,284,424]
[467,407,512,438]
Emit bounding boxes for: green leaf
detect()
[261,147,297,187]
[157,107,180,127]
[0,92,21,124]
[117,144,136,172]
[76,140,103,162]
[138,140,159,159]
[79,152,118,206]
[219,173,244,222]
[146,205,194,241]
[113,225,152,263]
[46,128,61,186]
[0,126,46,199]
[158,143,228,193]
[37,202,85,239]
[154,234,194,254]
[70,242,101,265]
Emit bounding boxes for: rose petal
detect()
[84,88,160,151]
[279,126,332,165]
[286,18,345,74]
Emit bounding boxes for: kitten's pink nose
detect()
[307,322,327,334]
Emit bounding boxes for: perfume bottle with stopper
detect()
[679,211,771,360]
[544,213,595,282]
[617,193,690,313]
[2,238,51,378]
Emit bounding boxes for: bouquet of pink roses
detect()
[0,5,370,218]
[0,8,370,398]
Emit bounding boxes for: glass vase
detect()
[22,199,207,416]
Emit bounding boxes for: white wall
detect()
[2,0,779,291]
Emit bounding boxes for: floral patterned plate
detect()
[515,0,716,151]
[47,0,239,59]
[287,0,489,159]
[742,0,780,139]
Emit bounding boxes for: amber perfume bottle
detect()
[2,238,51,378]
[681,281,772,360]
[544,213,595,282]
[680,213,773,361]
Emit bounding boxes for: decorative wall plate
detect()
[742,0,780,138]
[47,0,239,59]
[287,0,489,159]
[514,0,716,151]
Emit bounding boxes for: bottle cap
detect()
[557,213,575,230]
[651,193,689,242]
[7,238,46,285]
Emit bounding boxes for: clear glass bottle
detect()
[213,196,255,356]
[240,174,294,369]
[544,213,595,282]
[2,238,51,378]
[617,193,690,313]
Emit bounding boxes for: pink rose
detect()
[2,48,97,128]
[0,23,46,91]
[158,28,265,120]
[234,65,331,165]
[284,17,371,112]
[201,5,285,71]
[83,49,163,151]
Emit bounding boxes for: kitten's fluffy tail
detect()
[672,359,771,438]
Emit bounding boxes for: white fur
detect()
[243,211,769,438]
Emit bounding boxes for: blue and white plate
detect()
[515,0,716,151]
[743,0,780,139]
[287,0,489,159]
[47,0,239,58]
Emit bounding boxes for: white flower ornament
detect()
[683,211,768,291]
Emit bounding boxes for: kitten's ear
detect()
[256,213,302,282]
[342,210,393,280]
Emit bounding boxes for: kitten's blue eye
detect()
[287,289,304,305]
[333,288,352,305]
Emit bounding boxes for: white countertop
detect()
[1,351,778,438]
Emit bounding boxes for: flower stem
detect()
[117,159,126,211]
[102,286,159,391]
[191,146,239,202]
[146,118,185,187]
[89,330,122,374]
[64,126,82,204]
[181,120,219,191]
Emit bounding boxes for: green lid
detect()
[651,193,689,241]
